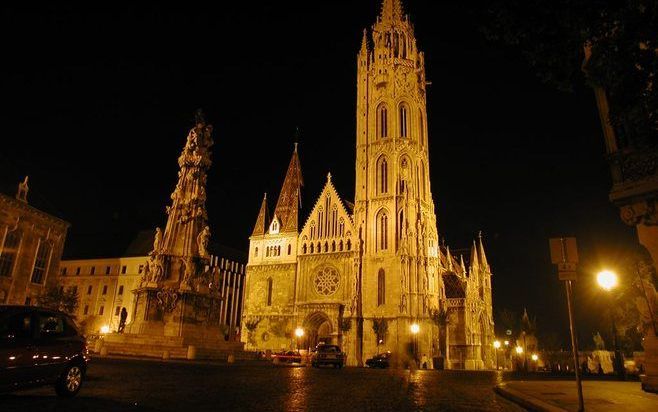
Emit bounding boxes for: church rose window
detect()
[314,267,340,296]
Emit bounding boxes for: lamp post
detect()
[294,327,304,352]
[493,340,501,370]
[515,345,523,371]
[504,340,510,370]
[411,322,420,363]
[596,270,625,380]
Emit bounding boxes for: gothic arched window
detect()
[0,230,21,277]
[376,210,388,251]
[30,240,51,284]
[266,278,273,306]
[399,103,409,138]
[377,156,388,195]
[254,247,259,257]
[377,104,388,138]
[377,269,385,306]
[419,109,425,146]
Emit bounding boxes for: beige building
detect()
[241,0,494,369]
[58,230,246,337]
[0,177,69,306]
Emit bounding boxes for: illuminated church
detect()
[241,0,494,369]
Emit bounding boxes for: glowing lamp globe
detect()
[294,327,304,338]
[515,346,523,355]
[493,340,501,349]
[597,270,618,291]
[410,323,420,334]
[531,354,539,362]
[100,325,110,334]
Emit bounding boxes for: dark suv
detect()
[311,344,345,368]
[0,305,89,397]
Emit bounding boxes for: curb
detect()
[494,384,566,412]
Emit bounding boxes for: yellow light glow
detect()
[493,340,501,349]
[410,323,420,334]
[504,340,509,346]
[515,346,523,354]
[531,354,539,361]
[294,327,304,338]
[100,325,110,334]
[597,270,618,291]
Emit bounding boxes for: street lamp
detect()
[531,353,539,362]
[100,325,110,334]
[515,346,523,354]
[596,270,625,380]
[410,323,420,362]
[294,327,304,351]
[493,340,501,370]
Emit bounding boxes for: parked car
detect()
[311,344,345,368]
[0,305,89,397]
[272,350,303,364]
[365,352,391,368]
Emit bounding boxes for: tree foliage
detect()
[372,318,388,344]
[483,0,658,148]
[38,285,79,316]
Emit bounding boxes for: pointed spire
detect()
[380,0,404,23]
[446,246,453,271]
[478,231,489,271]
[273,144,303,233]
[460,255,467,275]
[252,193,269,236]
[470,240,479,271]
[360,28,368,52]
[16,176,29,203]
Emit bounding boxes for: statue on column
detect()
[197,225,211,257]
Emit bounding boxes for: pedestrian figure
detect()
[118,307,128,333]
[421,354,429,369]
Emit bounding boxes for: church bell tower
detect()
[354,0,441,358]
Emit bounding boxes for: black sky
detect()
[0,1,639,345]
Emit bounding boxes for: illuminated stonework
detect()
[241,0,495,369]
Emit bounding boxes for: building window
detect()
[266,278,273,306]
[254,247,258,257]
[61,267,67,276]
[138,265,144,274]
[76,267,81,275]
[105,266,111,275]
[115,306,121,316]
[83,305,89,315]
[419,109,425,146]
[31,240,51,284]
[0,230,21,277]
[377,156,388,194]
[378,269,385,306]
[24,297,31,306]
[377,104,388,138]
[121,266,127,274]
[399,104,408,138]
[99,306,104,316]
[89,266,95,275]
[287,244,292,255]
[118,285,124,295]
[87,285,92,295]
[377,210,388,251]
[420,161,426,200]
[102,285,108,295]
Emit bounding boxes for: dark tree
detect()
[38,285,79,316]
[483,0,658,148]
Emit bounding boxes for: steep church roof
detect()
[300,173,355,241]
[251,193,270,236]
[273,144,303,233]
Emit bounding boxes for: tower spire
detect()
[380,0,404,23]
[273,144,303,233]
[446,245,453,271]
[470,240,479,272]
[252,193,269,236]
[478,232,489,271]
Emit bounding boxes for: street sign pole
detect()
[565,279,584,412]
[549,237,584,412]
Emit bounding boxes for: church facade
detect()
[241,0,494,369]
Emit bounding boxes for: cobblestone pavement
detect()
[0,358,524,412]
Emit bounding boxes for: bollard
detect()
[187,345,197,360]
[163,350,170,360]
[227,353,235,364]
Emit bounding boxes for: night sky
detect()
[0,1,638,346]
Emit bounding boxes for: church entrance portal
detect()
[302,312,334,350]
